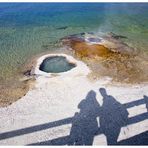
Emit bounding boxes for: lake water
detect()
[0,3,148,105]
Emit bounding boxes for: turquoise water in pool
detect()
[39,56,76,73]
[0,3,148,84]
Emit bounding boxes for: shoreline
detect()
[0,31,148,107]
[0,55,147,145]
[0,48,72,107]
[0,49,148,107]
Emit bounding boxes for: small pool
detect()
[39,56,76,73]
[85,37,102,44]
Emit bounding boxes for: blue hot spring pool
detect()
[39,56,76,73]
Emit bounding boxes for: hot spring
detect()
[39,56,76,73]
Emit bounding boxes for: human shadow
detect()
[68,90,101,145]
[1,88,147,146]
[99,88,129,145]
[27,89,147,146]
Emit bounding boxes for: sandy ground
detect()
[0,55,147,145]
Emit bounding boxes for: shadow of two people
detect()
[68,88,129,145]
[24,88,148,146]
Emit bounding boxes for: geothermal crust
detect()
[61,32,148,83]
[0,53,147,145]
[34,53,90,77]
